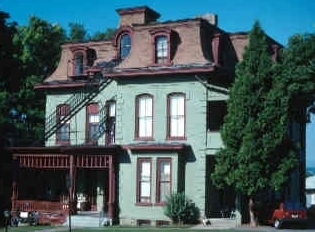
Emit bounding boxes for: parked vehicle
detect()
[257,201,307,229]
[10,211,39,226]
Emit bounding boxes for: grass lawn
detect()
[2,225,256,232]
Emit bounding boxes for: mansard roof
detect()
[37,6,281,89]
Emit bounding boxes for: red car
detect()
[266,202,307,229]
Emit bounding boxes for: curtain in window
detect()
[140,161,151,202]
[170,94,185,137]
[159,160,171,202]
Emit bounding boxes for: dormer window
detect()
[113,26,134,61]
[70,47,96,77]
[120,33,131,59]
[155,36,168,64]
[150,28,174,65]
[74,52,84,75]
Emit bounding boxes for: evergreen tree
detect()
[211,21,301,224]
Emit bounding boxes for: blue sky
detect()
[1,0,315,166]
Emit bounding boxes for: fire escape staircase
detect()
[44,77,112,141]
[95,102,107,139]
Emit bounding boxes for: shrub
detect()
[163,192,200,225]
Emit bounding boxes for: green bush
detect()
[163,192,200,225]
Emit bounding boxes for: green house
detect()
[8,6,305,226]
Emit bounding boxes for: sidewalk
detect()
[192,218,238,230]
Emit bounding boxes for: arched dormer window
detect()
[113,26,133,60]
[120,34,131,59]
[149,28,172,65]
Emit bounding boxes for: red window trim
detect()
[135,94,154,140]
[149,28,171,65]
[156,157,172,205]
[136,158,152,205]
[56,104,70,145]
[166,92,186,140]
[113,26,134,60]
[69,46,88,76]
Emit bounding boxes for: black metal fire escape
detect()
[44,77,112,141]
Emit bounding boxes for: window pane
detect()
[169,94,185,137]
[109,102,116,117]
[89,114,99,123]
[89,124,98,140]
[158,159,171,203]
[160,162,171,181]
[75,53,83,75]
[207,101,227,131]
[58,124,70,141]
[155,36,167,63]
[137,95,153,137]
[138,160,151,203]
[141,182,150,197]
[120,34,131,59]
[141,162,151,179]
[160,182,170,202]
[57,104,70,142]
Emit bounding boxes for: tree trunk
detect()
[249,197,257,227]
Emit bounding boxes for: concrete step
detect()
[63,212,110,228]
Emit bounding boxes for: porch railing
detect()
[12,199,68,225]
[12,199,68,213]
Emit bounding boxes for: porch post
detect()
[69,154,77,214]
[11,181,18,212]
[108,155,115,220]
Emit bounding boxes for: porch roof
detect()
[7,144,122,155]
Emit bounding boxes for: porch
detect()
[9,145,121,224]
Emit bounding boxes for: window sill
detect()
[135,202,153,206]
[166,136,186,141]
[154,202,166,207]
[134,137,154,141]
[149,62,172,67]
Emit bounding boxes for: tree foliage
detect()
[0,11,21,125]
[90,28,116,41]
[1,11,117,145]
[211,21,314,197]
[11,16,66,144]
[67,22,116,42]
[68,22,87,42]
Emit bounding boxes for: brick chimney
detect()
[116,6,160,27]
[196,13,218,26]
